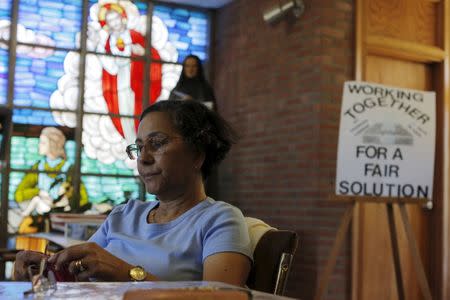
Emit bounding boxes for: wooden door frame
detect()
[353,0,450,299]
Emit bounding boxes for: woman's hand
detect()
[14,250,48,281]
[48,242,133,281]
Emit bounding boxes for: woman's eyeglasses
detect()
[126,135,181,160]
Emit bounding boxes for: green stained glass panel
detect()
[81,151,135,176]
[81,175,141,205]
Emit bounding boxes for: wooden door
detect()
[359,57,432,300]
[354,1,450,299]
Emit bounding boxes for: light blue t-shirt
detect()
[88,198,252,281]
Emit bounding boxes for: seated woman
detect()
[14,100,252,286]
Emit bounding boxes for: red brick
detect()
[214,0,354,299]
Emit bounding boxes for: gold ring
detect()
[74,259,86,272]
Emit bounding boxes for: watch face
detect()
[130,266,146,281]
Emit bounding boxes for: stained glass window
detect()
[9,135,75,170]
[82,175,140,205]
[0,0,10,104]
[14,49,70,110]
[160,63,182,100]
[82,151,135,176]
[12,109,76,126]
[0,0,10,18]
[0,48,8,105]
[153,5,209,63]
[1,0,211,237]
[0,0,11,105]
[18,0,82,49]
[8,170,89,233]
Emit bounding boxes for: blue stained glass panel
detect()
[0,0,11,20]
[135,1,147,15]
[13,109,76,127]
[8,172,23,203]
[14,49,66,107]
[153,5,209,63]
[0,0,8,107]
[13,47,78,125]
[0,48,8,105]
[18,0,82,49]
[81,175,141,205]
[8,172,25,207]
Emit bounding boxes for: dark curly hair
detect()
[140,100,238,179]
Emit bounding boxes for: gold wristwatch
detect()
[129,266,147,281]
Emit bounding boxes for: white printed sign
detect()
[336,81,436,201]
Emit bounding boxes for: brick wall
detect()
[213,1,354,299]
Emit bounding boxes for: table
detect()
[30,232,84,249]
[0,281,296,300]
[50,213,107,240]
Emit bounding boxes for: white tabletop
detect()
[0,281,297,300]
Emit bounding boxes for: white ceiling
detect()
[158,0,234,9]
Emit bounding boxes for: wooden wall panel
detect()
[356,55,433,300]
[355,0,449,298]
[365,55,433,88]
[367,0,439,46]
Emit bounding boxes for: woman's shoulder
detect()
[196,199,250,246]
[205,198,238,209]
[200,198,245,220]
